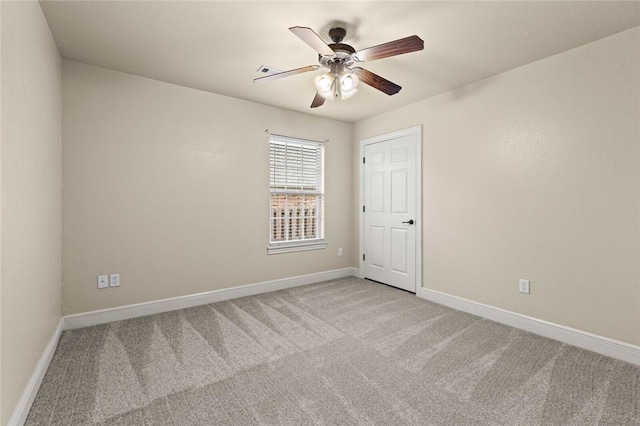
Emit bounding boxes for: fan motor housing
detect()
[317,27,357,67]
[328,43,355,55]
[319,51,354,67]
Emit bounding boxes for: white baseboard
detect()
[419,287,640,366]
[7,318,64,426]
[64,267,359,330]
[9,268,359,425]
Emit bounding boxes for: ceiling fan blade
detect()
[355,35,424,63]
[352,68,402,95]
[310,92,325,108]
[289,26,335,56]
[253,65,319,83]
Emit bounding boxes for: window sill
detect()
[267,241,327,255]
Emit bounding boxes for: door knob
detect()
[402,219,415,225]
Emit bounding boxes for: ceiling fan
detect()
[254,26,424,108]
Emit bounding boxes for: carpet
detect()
[26,277,639,425]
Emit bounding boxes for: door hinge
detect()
[363,205,365,212]
[363,254,366,261]
[362,157,365,164]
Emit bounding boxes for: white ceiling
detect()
[40,1,640,123]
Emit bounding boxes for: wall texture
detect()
[62,61,354,315]
[354,27,640,346]
[1,1,62,423]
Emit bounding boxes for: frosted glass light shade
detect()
[314,73,335,100]
[339,73,359,99]
[340,73,358,92]
[341,88,358,99]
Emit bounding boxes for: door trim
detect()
[359,125,422,293]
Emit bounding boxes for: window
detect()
[269,135,325,254]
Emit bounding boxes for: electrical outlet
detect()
[519,279,530,294]
[109,273,120,287]
[338,247,343,256]
[97,275,108,289]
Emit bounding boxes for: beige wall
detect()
[62,60,354,315]
[0,2,3,418]
[355,27,640,346]
[1,1,62,424]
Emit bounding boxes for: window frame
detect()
[268,134,326,255]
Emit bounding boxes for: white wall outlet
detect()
[109,273,120,287]
[519,279,530,294]
[338,247,343,256]
[97,275,108,289]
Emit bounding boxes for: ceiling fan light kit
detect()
[314,62,359,101]
[254,26,424,108]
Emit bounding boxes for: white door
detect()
[362,128,420,293]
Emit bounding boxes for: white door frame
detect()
[359,125,422,293]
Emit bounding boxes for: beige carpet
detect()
[26,277,639,425]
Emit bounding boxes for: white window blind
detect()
[269,135,325,254]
